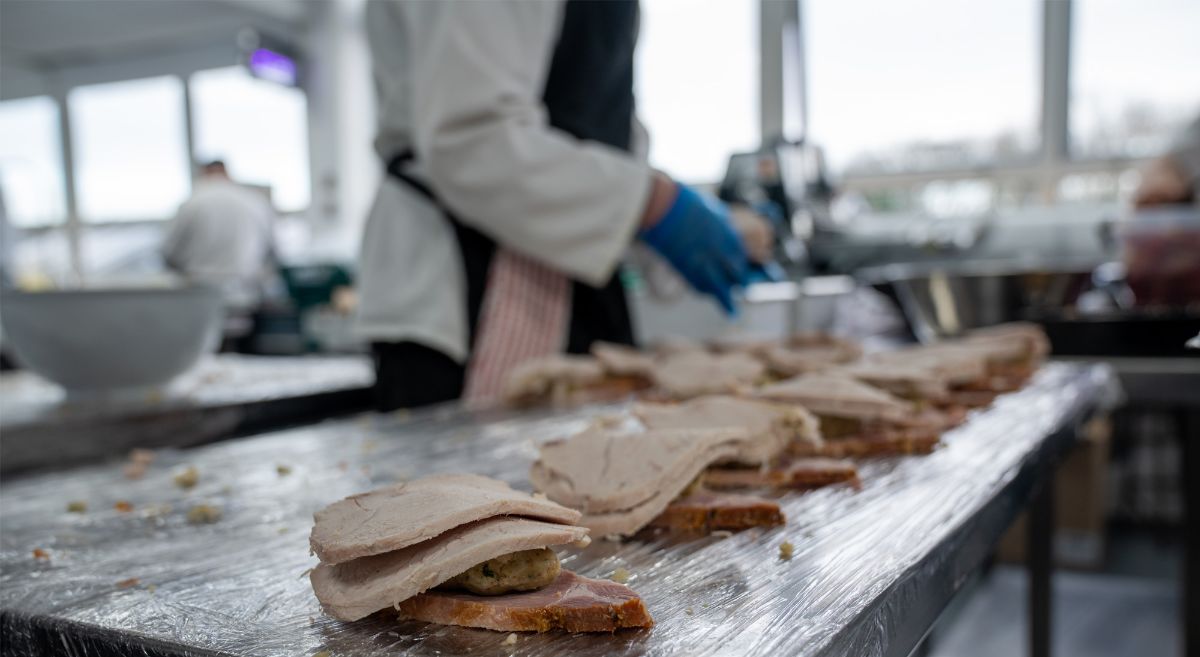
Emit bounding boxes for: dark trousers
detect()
[371,341,465,412]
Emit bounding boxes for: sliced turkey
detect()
[650,350,766,400]
[310,473,580,565]
[311,517,587,622]
[633,395,820,466]
[530,426,752,537]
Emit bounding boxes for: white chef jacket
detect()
[162,177,275,309]
[355,0,654,363]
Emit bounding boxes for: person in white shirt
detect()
[162,161,275,310]
[358,0,760,411]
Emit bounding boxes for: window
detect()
[636,0,759,183]
[1071,0,1200,159]
[69,76,191,222]
[190,66,311,212]
[806,0,1040,175]
[0,96,67,227]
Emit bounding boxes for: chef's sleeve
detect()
[406,0,653,287]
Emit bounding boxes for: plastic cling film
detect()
[0,363,1119,657]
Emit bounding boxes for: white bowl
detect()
[0,285,223,393]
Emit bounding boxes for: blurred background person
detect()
[162,160,276,309]
[162,160,277,351]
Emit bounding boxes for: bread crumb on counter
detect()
[32,548,49,561]
[174,466,200,490]
[124,449,155,480]
[186,504,221,524]
[573,535,592,548]
[313,651,331,657]
[66,501,87,513]
[779,541,795,561]
[610,567,632,584]
[276,464,293,476]
[502,633,518,646]
[710,530,733,539]
[116,578,140,589]
[114,501,134,513]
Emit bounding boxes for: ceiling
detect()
[0,0,311,70]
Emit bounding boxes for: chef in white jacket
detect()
[163,161,275,310]
[358,0,756,410]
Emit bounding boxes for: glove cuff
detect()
[639,182,691,249]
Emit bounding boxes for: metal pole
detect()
[1039,0,1072,203]
[1028,476,1055,657]
[182,75,198,178]
[50,71,84,285]
[759,0,785,144]
[789,0,807,141]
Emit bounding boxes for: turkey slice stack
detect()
[308,474,652,632]
[530,425,779,537]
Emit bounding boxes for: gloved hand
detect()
[639,183,752,315]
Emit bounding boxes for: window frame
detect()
[777,0,1173,210]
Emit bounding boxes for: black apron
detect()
[374,0,640,411]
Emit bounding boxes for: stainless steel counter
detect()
[0,363,1119,657]
[0,355,374,474]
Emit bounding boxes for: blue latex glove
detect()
[639,184,752,315]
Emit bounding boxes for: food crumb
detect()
[114,500,134,513]
[572,535,592,548]
[186,504,221,524]
[173,466,200,490]
[129,448,156,464]
[685,607,694,615]
[779,541,795,561]
[116,578,139,589]
[502,633,518,646]
[276,464,293,476]
[313,652,331,657]
[610,567,631,584]
[32,548,49,560]
[66,501,87,513]
[710,530,733,539]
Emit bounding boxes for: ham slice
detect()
[704,458,860,490]
[311,517,588,622]
[397,570,653,632]
[310,474,580,565]
[633,396,820,466]
[650,351,766,399]
[530,426,749,537]
[648,491,784,532]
